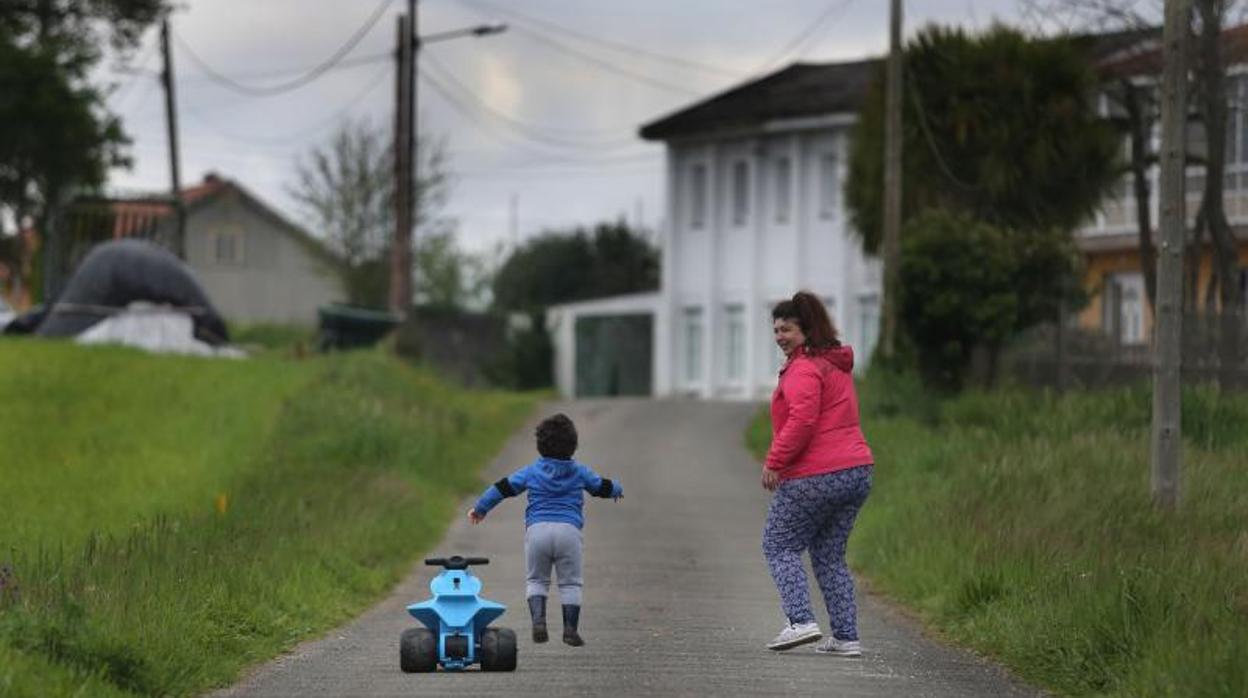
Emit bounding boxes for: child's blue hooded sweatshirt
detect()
[472,457,622,529]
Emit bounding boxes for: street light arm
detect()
[419,23,507,46]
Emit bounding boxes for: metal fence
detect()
[42,197,173,301]
[1002,314,1248,389]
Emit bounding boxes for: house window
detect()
[682,306,704,384]
[724,304,745,382]
[1103,272,1145,345]
[818,153,839,219]
[732,160,750,226]
[212,227,243,265]
[858,293,880,359]
[766,301,786,374]
[689,164,707,229]
[774,157,792,224]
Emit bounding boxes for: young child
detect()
[467,413,623,646]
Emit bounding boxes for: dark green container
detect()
[317,303,400,351]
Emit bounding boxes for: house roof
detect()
[638,59,878,141]
[637,25,1205,143]
[1095,23,1248,78]
[79,174,339,268]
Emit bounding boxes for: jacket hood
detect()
[805,344,854,372]
[537,456,577,477]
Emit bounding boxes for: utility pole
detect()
[389,4,503,314]
[879,0,904,362]
[390,11,414,315]
[160,17,186,260]
[1151,0,1190,510]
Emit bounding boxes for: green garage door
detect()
[574,314,652,397]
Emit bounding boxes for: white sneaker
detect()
[814,636,863,657]
[766,621,822,651]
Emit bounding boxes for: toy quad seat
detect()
[400,555,517,672]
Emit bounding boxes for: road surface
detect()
[216,399,1042,697]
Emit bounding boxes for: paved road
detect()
[216,400,1042,697]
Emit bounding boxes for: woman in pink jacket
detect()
[761,291,874,657]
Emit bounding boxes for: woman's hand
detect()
[467,508,484,524]
[761,467,780,492]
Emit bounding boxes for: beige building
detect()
[54,173,344,326]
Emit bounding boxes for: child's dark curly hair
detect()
[535,413,578,459]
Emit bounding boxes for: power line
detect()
[179,63,393,149]
[418,62,658,158]
[495,22,702,96]
[458,0,747,79]
[173,0,395,97]
[179,51,391,85]
[421,51,640,148]
[754,0,858,74]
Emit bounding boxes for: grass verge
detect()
[746,371,1248,697]
[0,340,537,696]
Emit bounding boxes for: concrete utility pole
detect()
[880,0,904,361]
[160,17,187,260]
[390,10,415,315]
[1151,0,1191,510]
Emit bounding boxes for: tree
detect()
[0,1,162,274]
[1193,0,1244,389]
[899,210,1021,391]
[845,24,1119,372]
[847,24,1122,251]
[490,220,658,315]
[488,221,659,389]
[289,118,451,308]
[413,228,491,310]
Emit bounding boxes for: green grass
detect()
[746,371,1248,697]
[228,323,318,358]
[0,339,538,697]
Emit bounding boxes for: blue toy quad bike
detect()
[400,555,517,672]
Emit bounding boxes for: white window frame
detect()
[723,304,746,383]
[818,152,839,220]
[858,293,880,359]
[732,160,750,227]
[774,157,792,224]
[689,163,707,230]
[681,306,704,385]
[212,226,244,266]
[1103,272,1146,345]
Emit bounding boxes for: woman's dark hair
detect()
[771,290,840,350]
[536,413,578,459]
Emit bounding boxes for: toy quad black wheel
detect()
[400,627,438,673]
[479,627,517,672]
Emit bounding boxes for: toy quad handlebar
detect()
[424,555,489,570]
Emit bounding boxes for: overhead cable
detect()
[421,52,640,148]
[458,0,746,79]
[173,0,395,97]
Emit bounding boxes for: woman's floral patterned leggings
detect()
[762,465,873,641]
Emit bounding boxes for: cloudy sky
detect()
[100,0,1095,257]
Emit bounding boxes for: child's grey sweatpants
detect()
[524,521,583,605]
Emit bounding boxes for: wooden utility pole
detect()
[880,0,904,361]
[389,11,414,315]
[1151,0,1190,510]
[160,17,186,259]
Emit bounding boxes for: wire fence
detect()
[1002,313,1248,390]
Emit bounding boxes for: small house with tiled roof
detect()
[51,173,343,326]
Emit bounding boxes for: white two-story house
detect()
[547,60,883,399]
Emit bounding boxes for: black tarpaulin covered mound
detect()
[36,239,229,345]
